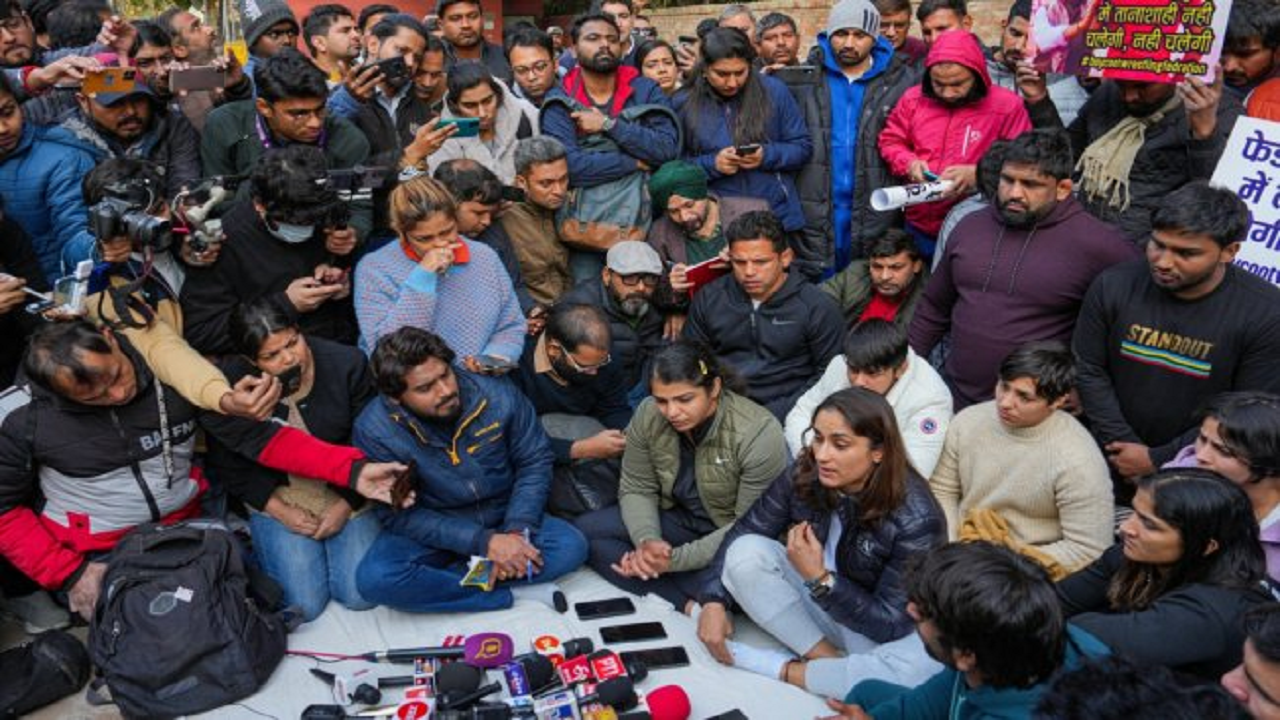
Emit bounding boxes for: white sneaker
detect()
[0,590,71,634]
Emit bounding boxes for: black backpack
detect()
[0,629,90,716]
[87,520,286,719]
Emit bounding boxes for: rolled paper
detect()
[870,180,955,211]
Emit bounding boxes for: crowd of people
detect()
[0,0,1278,714]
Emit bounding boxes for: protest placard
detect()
[1030,0,1229,83]
[1210,116,1280,288]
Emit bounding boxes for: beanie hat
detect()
[649,160,709,216]
[240,0,299,53]
[825,0,881,37]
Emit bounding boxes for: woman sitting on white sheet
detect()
[696,388,946,698]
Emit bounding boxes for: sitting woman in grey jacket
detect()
[572,340,786,612]
[697,387,947,699]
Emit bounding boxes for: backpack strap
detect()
[517,112,533,141]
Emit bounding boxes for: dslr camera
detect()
[89,180,173,251]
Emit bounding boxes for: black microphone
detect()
[434,704,513,720]
[579,676,638,711]
[436,661,484,694]
[439,681,503,711]
[308,668,382,705]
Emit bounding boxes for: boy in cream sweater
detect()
[929,341,1113,576]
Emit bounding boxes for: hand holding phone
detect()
[734,144,761,156]
[169,65,226,92]
[435,117,481,138]
[390,461,415,510]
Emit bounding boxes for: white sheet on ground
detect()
[202,568,834,720]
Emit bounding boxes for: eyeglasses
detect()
[513,61,552,77]
[615,272,659,287]
[552,340,611,373]
[0,16,26,33]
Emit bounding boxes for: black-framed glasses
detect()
[617,272,659,287]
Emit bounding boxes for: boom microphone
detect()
[360,632,514,667]
[439,682,503,711]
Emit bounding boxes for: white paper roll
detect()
[870,180,955,211]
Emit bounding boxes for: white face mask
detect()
[269,221,315,244]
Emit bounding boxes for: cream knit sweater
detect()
[929,401,1114,572]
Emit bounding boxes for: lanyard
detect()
[254,113,327,150]
[154,382,175,488]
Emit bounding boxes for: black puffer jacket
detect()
[683,272,843,420]
[561,277,666,390]
[780,45,919,277]
[700,469,946,643]
[1028,83,1242,245]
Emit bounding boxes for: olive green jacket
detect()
[619,390,787,572]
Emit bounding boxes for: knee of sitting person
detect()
[285,580,332,622]
[723,534,781,588]
[540,517,590,576]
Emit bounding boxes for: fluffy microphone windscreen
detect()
[436,661,484,694]
[523,654,557,689]
[464,632,515,668]
[596,677,638,709]
[645,685,691,720]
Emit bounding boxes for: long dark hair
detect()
[1202,392,1280,481]
[679,27,768,147]
[1108,469,1267,611]
[793,387,912,526]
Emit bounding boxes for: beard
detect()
[619,295,650,317]
[581,50,620,73]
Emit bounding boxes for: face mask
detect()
[269,221,315,244]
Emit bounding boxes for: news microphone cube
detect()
[588,650,627,681]
[556,653,593,687]
[465,632,515,668]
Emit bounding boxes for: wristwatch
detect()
[804,571,835,600]
[601,116,617,133]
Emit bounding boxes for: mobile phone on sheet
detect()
[618,646,690,670]
[575,597,636,621]
[599,621,667,644]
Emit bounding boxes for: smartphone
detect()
[376,55,411,85]
[677,35,697,46]
[474,354,516,372]
[574,597,636,621]
[276,365,303,396]
[169,65,226,92]
[705,711,749,720]
[501,186,526,203]
[83,67,137,96]
[734,144,761,155]
[599,622,667,644]
[390,460,415,510]
[923,170,940,182]
[436,117,481,138]
[618,646,690,671]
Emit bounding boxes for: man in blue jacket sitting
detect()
[353,327,588,613]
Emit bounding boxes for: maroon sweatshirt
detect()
[909,196,1139,408]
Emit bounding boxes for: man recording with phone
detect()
[129,20,251,134]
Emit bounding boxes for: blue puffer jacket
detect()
[352,370,555,558]
[674,73,813,232]
[0,123,98,279]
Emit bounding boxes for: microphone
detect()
[360,632,514,667]
[588,649,647,683]
[645,685,692,720]
[580,677,638,711]
[439,681,503,711]
[436,661,484,695]
[434,703,512,720]
[307,668,382,705]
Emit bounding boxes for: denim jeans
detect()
[249,508,381,621]
[355,515,588,613]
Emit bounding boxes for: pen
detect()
[523,527,533,583]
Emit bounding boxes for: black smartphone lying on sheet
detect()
[575,597,636,621]
[705,711,749,720]
[599,621,667,644]
[618,646,690,670]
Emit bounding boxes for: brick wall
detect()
[644,0,1007,54]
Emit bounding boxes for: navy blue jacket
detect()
[352,370,555,557]
[540,66,680,188]
[673,73,813,232]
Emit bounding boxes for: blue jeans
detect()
[249,508,381,621]
[356,515,588,613]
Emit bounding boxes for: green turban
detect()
[649,160,709,216]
